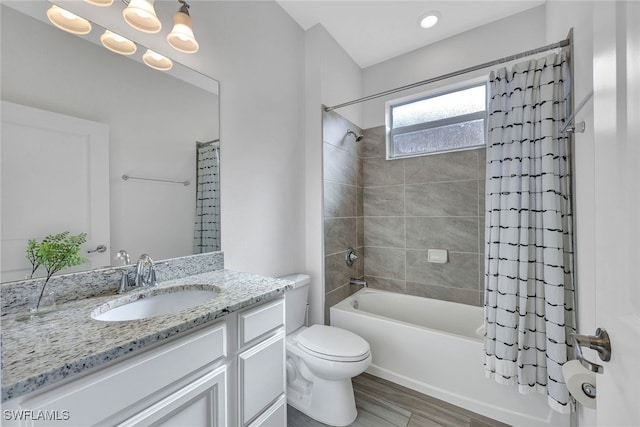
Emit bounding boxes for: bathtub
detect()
[330,289,570,427]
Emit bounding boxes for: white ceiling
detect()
[276,0,545,68]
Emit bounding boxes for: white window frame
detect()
[385,78,489,159]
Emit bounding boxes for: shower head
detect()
[346,129,364,142]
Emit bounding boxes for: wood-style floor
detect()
[287,373,511,427]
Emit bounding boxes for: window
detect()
[386,82,487,159]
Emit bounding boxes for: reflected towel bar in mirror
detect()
[122,174,191,186]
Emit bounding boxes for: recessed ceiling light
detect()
[418,11,441,29]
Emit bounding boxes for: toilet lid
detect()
[297,325,370,362]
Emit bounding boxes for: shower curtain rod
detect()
[324,38,571,112]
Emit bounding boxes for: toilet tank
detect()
[279,274,311,334]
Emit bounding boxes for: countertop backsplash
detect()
[0,252,225,316]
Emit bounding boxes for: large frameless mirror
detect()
[0,1,220,282]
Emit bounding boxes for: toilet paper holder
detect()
[570,328,611,374]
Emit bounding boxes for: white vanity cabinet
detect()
[3,296,287,427]
[3,323,227,427]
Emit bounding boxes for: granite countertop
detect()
[1,270,292,402]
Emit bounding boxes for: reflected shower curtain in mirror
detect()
[483,52,576,413]
[194,141,221,253]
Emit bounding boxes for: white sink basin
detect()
[92,286,219,322]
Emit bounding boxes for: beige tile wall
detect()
[322,115,486,324]
[322,110,364,323]
[361,125,486,306]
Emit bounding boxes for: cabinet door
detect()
[238,333,285,426]
[119,367,226,427]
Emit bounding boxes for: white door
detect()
[592,2,640,425]
[1,101,110,282]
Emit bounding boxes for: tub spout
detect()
[349,278,368,287]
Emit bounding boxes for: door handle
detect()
[570,328,611,374]
[88,244,107,254]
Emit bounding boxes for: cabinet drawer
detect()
[18,323,226,427]
[239,298,284,347]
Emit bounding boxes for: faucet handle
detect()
[345,247,359,266]
[146,268,157,286]
[138,253,153,264]
[117,271,129,293]
[115,249,131,265]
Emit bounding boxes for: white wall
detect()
[188,5,364,323]
[303,24,363,325]
[544,2,596,426]
[187,2,307,277]
[1,5,218,264]
[111,1,365,322]
[361,6,547,129]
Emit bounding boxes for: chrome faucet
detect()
[134,254,157,287]
[117,271,130,294]
[349,278,368,288]
[115,249,132,293]
[115,249,131,265]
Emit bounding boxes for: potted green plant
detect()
[26,231,87,312]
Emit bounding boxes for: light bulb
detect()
[47,5,92,35]
[123,0,161,33]
[142,49,173,71]
[100,30,137,55]
[167,9,199,53]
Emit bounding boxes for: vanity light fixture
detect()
[100,30,137,55]
[143,49,173,71]
[418,11,441,29]
[84,0,114,6]
[50,0,197,72]
[46,5,92,35]
[167,0,199,53]
[123,0,162,33]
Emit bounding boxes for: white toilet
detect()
[280,274,371,426]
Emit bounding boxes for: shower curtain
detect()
[194,142,221,253]
[483,52,576,413]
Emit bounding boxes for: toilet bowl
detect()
[280,274,371,426]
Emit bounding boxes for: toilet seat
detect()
[296,325,370,362]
